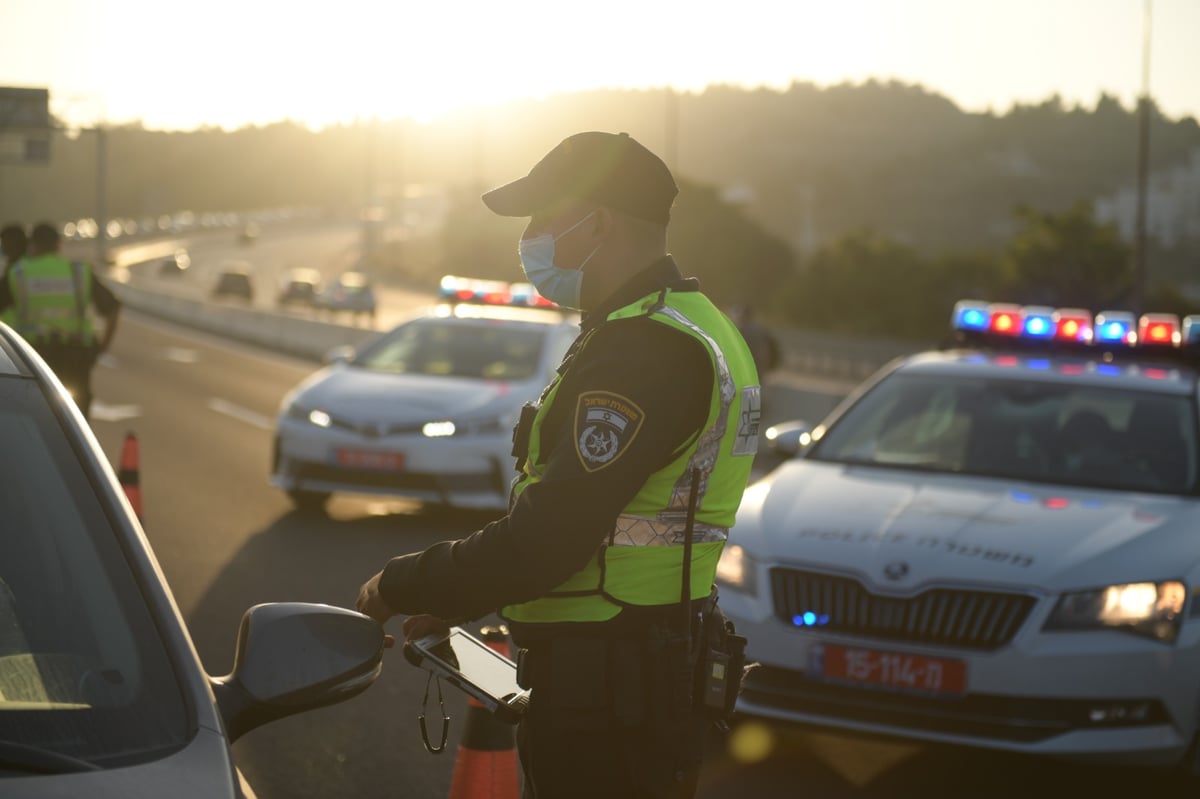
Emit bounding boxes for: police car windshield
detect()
[811,373,1198,495]
[353,318,546,380]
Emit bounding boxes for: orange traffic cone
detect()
[447,625,521,799]
[118,431,142,521]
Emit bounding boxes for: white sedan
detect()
[271,296,579,513]
[719,302,1200,778]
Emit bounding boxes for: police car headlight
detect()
[422,421,456,437]
[1044,580,1187,643]
[716,544,759,596]
[285,403,332,428]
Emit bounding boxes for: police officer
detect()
[0,222,121,420]
[356,131,761,798]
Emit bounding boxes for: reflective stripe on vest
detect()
[501,288,759,624]
[8,255,94,343]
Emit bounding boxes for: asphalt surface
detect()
[77,225,1190,797]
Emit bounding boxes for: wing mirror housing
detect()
[212,602,384,742]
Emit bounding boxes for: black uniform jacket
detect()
[379,256,716,632]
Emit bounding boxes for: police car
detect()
[271,276,579,513]
[718,302,1200,775]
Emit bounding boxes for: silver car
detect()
[0,321,384,796]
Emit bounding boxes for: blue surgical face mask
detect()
[518,211,601,310]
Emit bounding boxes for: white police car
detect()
[271,276,579,513]
[718,302,1200,775]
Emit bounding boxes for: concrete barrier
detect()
[111,282,377,362]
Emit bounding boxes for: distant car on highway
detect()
[720,301,1200,781]
[158,249,191,277]
[0,319,384,796]
[212,265,254,303]
[313,271,377,323]
[276,268,323,310]
[271,276,579,513]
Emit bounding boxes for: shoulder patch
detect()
[732,386,762,457]
[574,391,645,472]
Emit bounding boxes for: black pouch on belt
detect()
[695,603,750,721]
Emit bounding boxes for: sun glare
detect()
[13,0,1200,131]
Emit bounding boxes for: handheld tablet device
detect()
[403,627,530,723]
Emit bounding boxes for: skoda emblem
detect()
[883,561,910,581]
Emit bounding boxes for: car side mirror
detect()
[212,603,384,742]
[324,345,356,365]
[764,420,814,458]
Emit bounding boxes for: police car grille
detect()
[770,568,1036,651]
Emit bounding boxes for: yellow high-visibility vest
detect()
[502,288,761,624]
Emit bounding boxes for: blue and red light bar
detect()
[951,300,1194,353]
[439,275,561,309]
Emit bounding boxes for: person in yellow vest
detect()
[356,132,762,798]
[0,223,27,329]
[0,222,121,420]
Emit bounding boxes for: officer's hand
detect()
[355,570,396,627]
[402,614,451,642]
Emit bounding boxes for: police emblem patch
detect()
[574,391,644,472]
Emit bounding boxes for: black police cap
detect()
[482,131,678,225]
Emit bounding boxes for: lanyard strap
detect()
[418,671,450,754]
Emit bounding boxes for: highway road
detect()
[75,226,1187,798]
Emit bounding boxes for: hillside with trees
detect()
[2,81,1196,341]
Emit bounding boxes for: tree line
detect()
[2,80,1196,340]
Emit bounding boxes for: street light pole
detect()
[94,125,108,269]
[1132,0,1153,315]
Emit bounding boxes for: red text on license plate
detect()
[817,644,966,696]
[335,449,405,471]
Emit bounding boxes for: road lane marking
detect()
[163,347,199,363]
[207,398,274,431]
[91,401,143,422]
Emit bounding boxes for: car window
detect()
[0,378,189,765]
[354,318,546,380]
[218,272,250,290]
[811,372,1198,494]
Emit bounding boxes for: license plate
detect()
[810,644,966,696]
[334,449,405,471]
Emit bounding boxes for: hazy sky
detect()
[3,0,1197,131]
